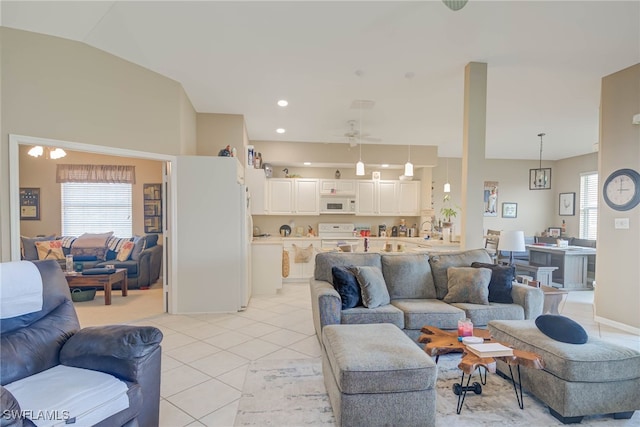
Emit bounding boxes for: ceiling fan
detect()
[340,120,381,146]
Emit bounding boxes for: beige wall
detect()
[0,28,196,260]
[18,146,162,238]
[196,113,246,159]
[553,153,598,237]
[595,64,640,331]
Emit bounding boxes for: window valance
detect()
[56,165,136,184]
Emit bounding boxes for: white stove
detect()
[318,223,360,251]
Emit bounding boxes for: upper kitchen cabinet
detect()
[398,181,421,215]
[356,180,421,216]
[267,178,319,215]
[320,179,356,195]
[245,168,267,215]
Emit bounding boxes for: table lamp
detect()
[498,230,526,265]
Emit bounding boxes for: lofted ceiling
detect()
[2,1,639,160]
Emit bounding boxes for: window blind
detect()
[579,172,598,240]
[61,183,132,237]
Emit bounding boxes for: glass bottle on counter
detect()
[254,152,262,169]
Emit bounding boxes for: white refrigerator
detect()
[174,156,251,313]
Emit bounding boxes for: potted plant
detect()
[440,194,458,227]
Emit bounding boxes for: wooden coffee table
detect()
[419,326,544,414]
[64,268,128,305]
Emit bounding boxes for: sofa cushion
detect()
[35,240,65,260]
[144,234,159,248]
[332,266,362,309]
[428,249,492,299]
[535,314,588,344]
[340,304,404,329]
[488,319,640,383]
[381,254,436,299]
[322,324,437,394]
[349,266,390,309]
[21,235,56,260]
[73,232,114,248]
[569,238,596,248]
[471,262,515,303]
[450,302,524,327]
[391,299,466,330]
[443,267,491,305]
[314,253,382,284]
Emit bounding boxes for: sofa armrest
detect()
[309,279,342,344]
[60,325,162,381]
[511,283,544,319]
[1,386,22,427]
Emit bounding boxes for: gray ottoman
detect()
[322,323,437,427]
[488,319,640,424]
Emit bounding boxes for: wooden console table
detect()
[527,245,596,290]
[64,268,128,305]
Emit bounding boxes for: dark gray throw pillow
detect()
[331,266,362,309]
[471,262,515,304]
[535,314,588,344]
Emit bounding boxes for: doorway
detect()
[9,134,176,314]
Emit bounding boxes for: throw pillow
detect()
[116,241,135,262]
[21,235,56,260]
[428,249,493,299]
[331,266,362,309]
[348,266,390,309]
[471,262,515,304]
[130,236,147,261]
[535,314,588,344]
[72,232,114,248]
[106,236,133,261]
[443,267,491,305]
[35,240,65,260]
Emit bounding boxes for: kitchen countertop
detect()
[251,235,460,251]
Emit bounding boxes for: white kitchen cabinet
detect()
[355,180,377,215]
[294,179,320,215]
[267,178,319,215]
[355,180,420,216]
[268,179,294,214]
[245,168,267,215]
[378,181,398,215]
[282,239,318,280]
[320,179,356,195]
[398,181,421,215]
[252,243,283,295]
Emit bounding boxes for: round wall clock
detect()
[602,168,640,211]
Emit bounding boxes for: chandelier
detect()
[529,133,551,190]
[27,146,67,159]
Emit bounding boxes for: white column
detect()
[461,62,487,250]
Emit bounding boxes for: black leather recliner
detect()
[0,260,163,427]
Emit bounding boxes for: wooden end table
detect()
[419,326,544,414]
[64,268,128,305]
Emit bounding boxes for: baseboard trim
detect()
[594,315,640,335]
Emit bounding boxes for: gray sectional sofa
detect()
[310,249,544,343]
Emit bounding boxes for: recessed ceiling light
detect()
[381,164,389,168]
[276,128,286,134]
[303,162,311,166]
[277,100,288,107]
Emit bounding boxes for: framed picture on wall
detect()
[501,202,517,218]
[548,227,562,238]
[20,188,40,220]
[483,181,498,217]
[559,192,575,216]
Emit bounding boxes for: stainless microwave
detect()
[320,197,355,214]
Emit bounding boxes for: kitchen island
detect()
[527,245,596,290]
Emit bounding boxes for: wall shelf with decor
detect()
[143,183,162,233]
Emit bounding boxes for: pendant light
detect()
[404,145,413,177]
[356,142,365,176]
[355,107,365,176]
[531,132,550,189]
[444,158,451,192]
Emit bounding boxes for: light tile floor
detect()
[79,282,639,427]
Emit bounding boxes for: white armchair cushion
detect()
[0,261,43,319]
[5,365,129,427]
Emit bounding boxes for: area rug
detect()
[235,356,639,427]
